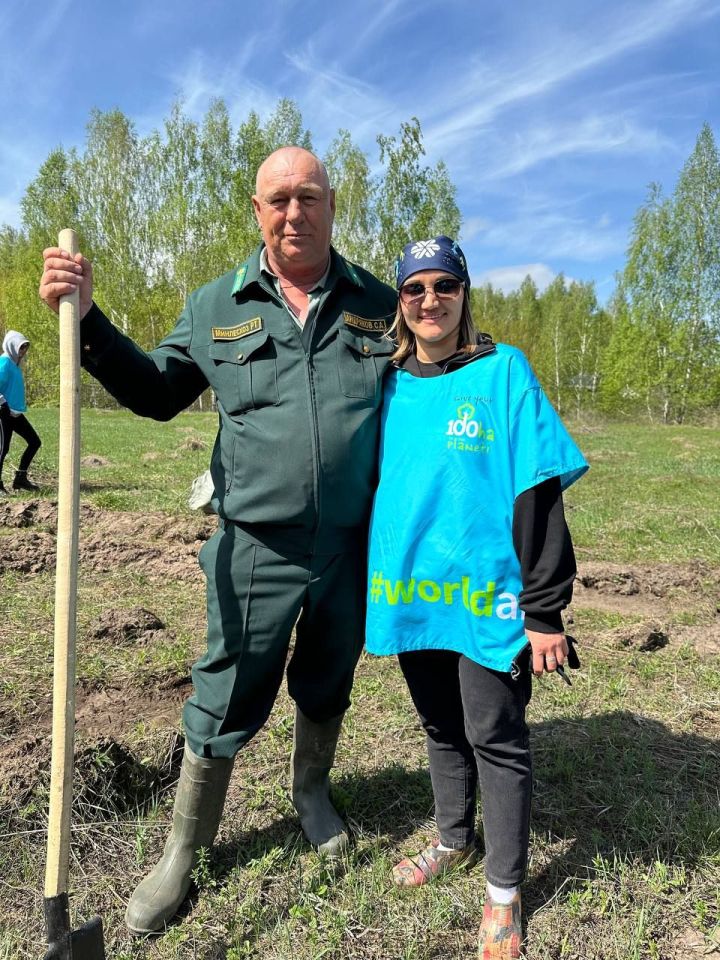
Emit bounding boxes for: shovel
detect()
[43,228,106,959]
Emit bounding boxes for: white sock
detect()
[487,881,519,904]
[436,841,456,852]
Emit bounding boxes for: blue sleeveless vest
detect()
[366,344,588,672]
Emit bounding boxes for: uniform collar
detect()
[230,244,364,297]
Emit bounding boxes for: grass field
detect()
[0,410,718,959]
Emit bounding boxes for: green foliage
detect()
[324,130,375,266]
[612,124,720,422]
[373,119,460,282]
[469,274,609,417]
[468,123,720,423]
[1,414,719,957]
[0,102,461,408]
[2,108,719,422]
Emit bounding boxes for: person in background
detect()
[0,330,42,496]
[39,146,396,935]
[366,236,588,959]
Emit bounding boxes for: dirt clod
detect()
[579,568,640,595]
[1,499,216,581]
[578,561,716,599]
[606,620,670,651]
[179,436,207,451]
[0,498,56,528]
[0,530,56,574]
[87,606,166,645]
[665,926,716,958]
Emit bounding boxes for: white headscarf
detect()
[1,331,30,364]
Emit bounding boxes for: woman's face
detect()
[399,270,465,362]
[18,343,29,362]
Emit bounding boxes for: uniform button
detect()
[237,352,244,360]
[362,345,370,354]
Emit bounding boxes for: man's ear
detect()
[251,195,262,225]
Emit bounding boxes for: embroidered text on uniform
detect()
[212,318,263,341]
[343,313,387,333]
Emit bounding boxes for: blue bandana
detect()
[395,236,471,289]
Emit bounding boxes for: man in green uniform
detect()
[39,147,396,934]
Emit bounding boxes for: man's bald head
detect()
[255,146,331,195]
[252,146,336,282]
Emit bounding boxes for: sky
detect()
[1,0,719,299]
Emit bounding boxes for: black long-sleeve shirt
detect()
[398,340,576,633]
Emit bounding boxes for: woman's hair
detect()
[387,291,476,363]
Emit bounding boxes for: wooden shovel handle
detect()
[44,229,81,898]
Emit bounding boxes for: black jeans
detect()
[398,648,532,888]
[0,407,41,481]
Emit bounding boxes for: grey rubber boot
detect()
[290,708,349,857]
[125,741,234,934]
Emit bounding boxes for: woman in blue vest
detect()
[0,331,42,496]
[366,237,588,959]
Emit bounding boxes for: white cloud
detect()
[474,263,560,293]
[283,45,396,147]
[474,208,627,263]
[421,0,720,153]
[475,115,674,182]
[345,0,414,54]
[165,45,272,125]
[460,216,493,242]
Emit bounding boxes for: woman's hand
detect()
[526,629,568,677]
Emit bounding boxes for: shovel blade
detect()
[44,894,105,959]
[44,917,105,959]
[71,917,105,960]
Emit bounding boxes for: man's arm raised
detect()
[38,247,206,421]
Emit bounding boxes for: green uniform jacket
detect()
[80,245,397,554]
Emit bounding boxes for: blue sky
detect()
[1,0,719,298]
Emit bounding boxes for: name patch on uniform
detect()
[343,312,387,333]
[212,318,263,341]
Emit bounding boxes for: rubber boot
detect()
[290,708,349,857]
[125,741,234,934]
[12,470,39,491]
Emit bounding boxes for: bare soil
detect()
[1,498,718,818]
[0,497,215,579]
[1,495,719,959]
[571,558,720,655]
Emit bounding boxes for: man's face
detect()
[252,149,335,277]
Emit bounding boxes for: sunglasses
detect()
[399,277,464,304]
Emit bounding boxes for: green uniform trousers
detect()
[183,522,367,758]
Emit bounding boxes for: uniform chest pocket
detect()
[208,332,280,414]
[337,328,394,400]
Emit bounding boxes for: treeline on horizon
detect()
[0,99,718,424]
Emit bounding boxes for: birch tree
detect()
[324,130,375,264]
[372,118,460,281]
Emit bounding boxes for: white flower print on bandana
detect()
[410,239,440,259]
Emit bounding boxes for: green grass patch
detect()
[0,414,718,958]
